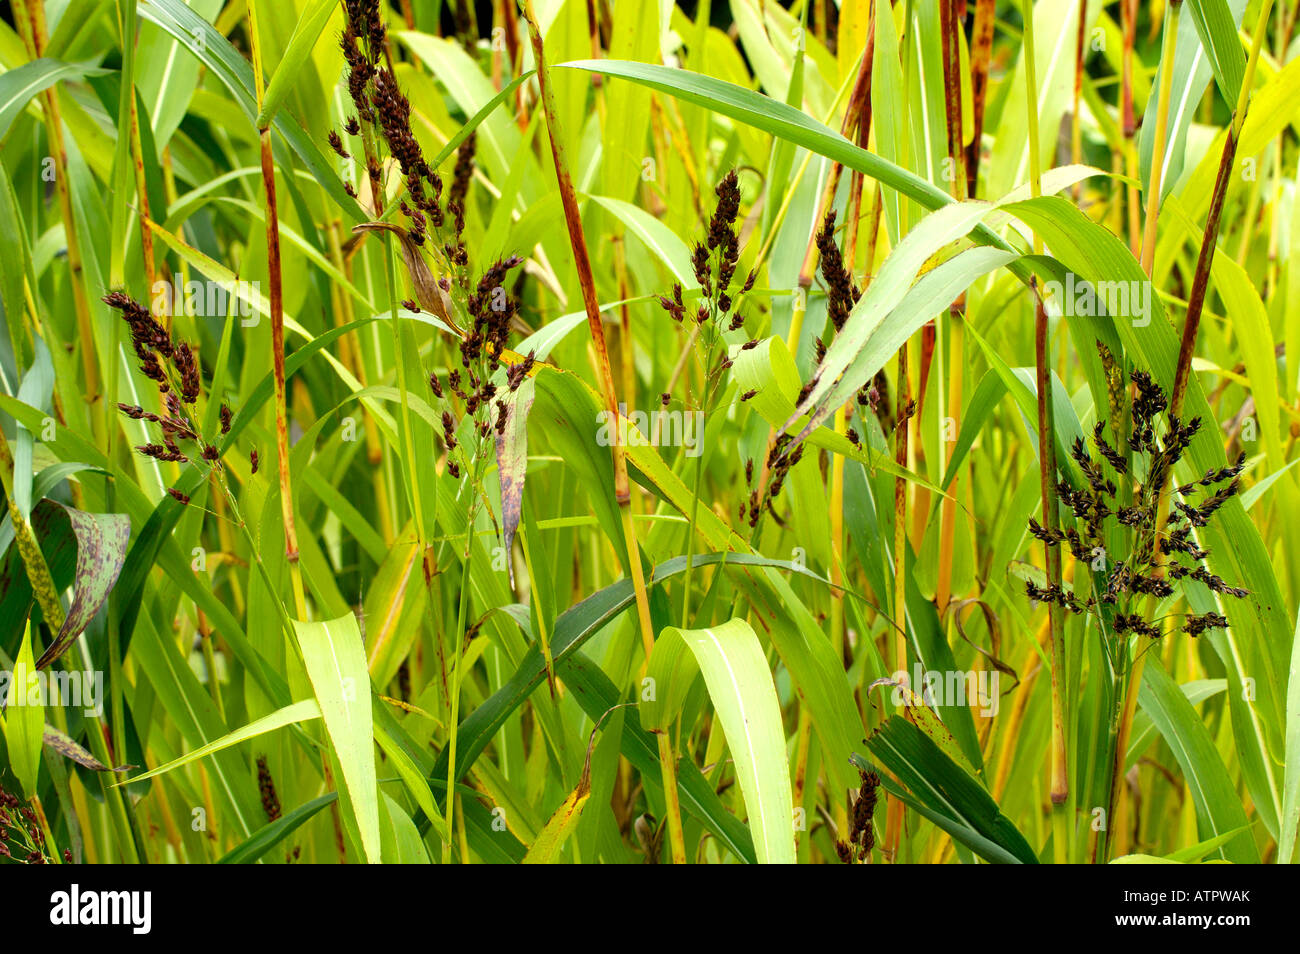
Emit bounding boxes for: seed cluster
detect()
[106,292,252,498]
[336,0,532,487]
[658,170,757,339]
[0,782,52,864]
[339,0,385,121]
[817,210,860,333]
[256,755,282,822]
[431,253,532,478]
[814,209,888,422]
[746,433,805,529]
[835,767,880,863]
[337,0,480,263]
[658,171,774,524]
[756,209,905,530]
[1026,367,1248,640]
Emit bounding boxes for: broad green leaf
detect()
[363,524,420,687]
[1139,0,1247,198]
[589,195,697,288]
[12,340,54,524]
[872,0,908,238]
[254,0,339,128]
[789,201,1007,425]
[374,721,446,841]
[0,58,110,140]
[380,793,431,864]
[648,619,795,864]
[557,59,955,217]
[136,0,224,153]
[1281,606,1300,864]
[138,0,365,221]
[1139,660,1260,863]
[294,613,382,864]
[1166,826,1253,863]
[1183,0,1247,106]
[1110,825,1252,862]
[522,770,591,863]
[1109,855,1183,864]
[4,626,44,797]
[1127,680,1226,769]
[802,246,1021,433]
[0,159,33,362]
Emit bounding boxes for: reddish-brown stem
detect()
[1172,133,1237,417]
[965,0,996,197]
[259,132,301,587]
[1033,286,1069,812]
[521,0,686,863]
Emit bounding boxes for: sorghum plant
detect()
[1026,358,1249,860]
[657,170,756,420]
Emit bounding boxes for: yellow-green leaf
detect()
[294,614,382,864]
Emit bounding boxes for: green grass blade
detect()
[650,618,795,864]
[118,700,322,785]
[864,718,1038,864]
[217,793,338,864]
[1280,606,1300,863]
[294,613,382,864]
[1138,660,1260,863]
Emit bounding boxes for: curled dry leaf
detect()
[351,221,458,332]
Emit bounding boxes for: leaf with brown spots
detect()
[35,504,130,670]
[43,724,134,772]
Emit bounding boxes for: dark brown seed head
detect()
[328,130,350,159]
[171,341,201,403]
[816,209,860,332]
[256,755,282,822]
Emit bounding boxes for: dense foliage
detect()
[0,0,1297,865]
